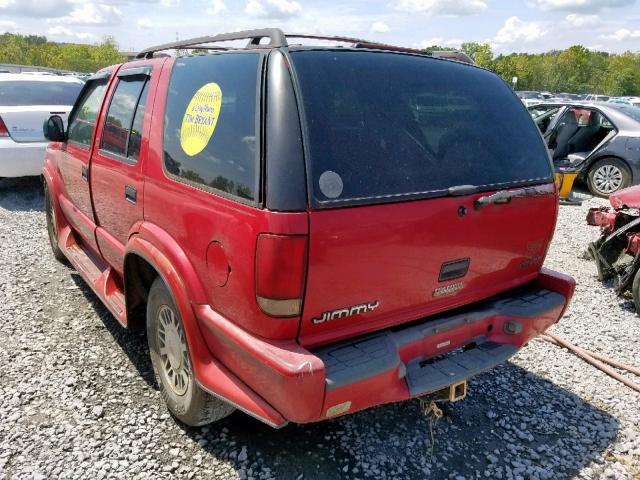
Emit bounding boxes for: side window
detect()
[529,106,560,134]
[163,53,260,202]
[67,80,107,146]
[101,76,149,161]
[128,81,150,161]
[574,109,591,126]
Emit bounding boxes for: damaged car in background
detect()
[587,184,640,310]
[528,102,640,197]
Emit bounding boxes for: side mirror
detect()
[43,115,66,142]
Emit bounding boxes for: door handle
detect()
[125,185,137,204]
[81,165,88,182]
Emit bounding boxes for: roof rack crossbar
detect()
[135,28,287,59]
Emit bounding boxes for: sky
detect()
[0,0,639,55]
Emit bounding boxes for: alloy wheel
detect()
[593,164,623,195]
[156,305,190,396]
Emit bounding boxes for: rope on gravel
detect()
[419,398,443,459]
[540,331,640,393]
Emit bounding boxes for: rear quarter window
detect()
[290,50,553,206]
[163,53,260,202]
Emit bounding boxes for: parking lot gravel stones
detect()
[0,177,639,479]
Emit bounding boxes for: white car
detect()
[516,91,545,108]
[0,73,84,177]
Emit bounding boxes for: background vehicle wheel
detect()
[44,183,66,263]
[631,268,640,314]
[587,158,631,197]
[147,277,235,426]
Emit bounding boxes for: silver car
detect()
[0,73,83,177]
[529,101,640,197]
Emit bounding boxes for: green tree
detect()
[460,42,494,69]
[0,32,124,73]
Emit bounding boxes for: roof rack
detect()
[135,28,474,64]
[136,28,287,59]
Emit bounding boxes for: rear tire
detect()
[44,183,66,263]
[631,268,640,314]
[587,158,631,197]
[146,277,235,426]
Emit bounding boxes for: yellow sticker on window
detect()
[180,82,222,156]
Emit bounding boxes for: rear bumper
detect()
[194,268,574,425]
[0,138,47,177]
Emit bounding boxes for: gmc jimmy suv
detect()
[42,29,575,428]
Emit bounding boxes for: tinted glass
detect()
[102,77,147,157]
[291,50,552,205]
[0,80,83,106]
[163,53,259,201]
[67,80,107,146]
[128,81,149,161]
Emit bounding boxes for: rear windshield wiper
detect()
[474,184,553,210]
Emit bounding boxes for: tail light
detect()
[0,116,9,137]
[255,234,308,317]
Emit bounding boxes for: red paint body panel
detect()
[143,59,308,340]
[91,58,165,272]
[57,141,98,253]
[194,304,325,423]
[300,189,557,347]
[126,237,286,426]
[195,269,574,423]
[609,185,640,210]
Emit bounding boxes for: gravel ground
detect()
[0,177,639,480]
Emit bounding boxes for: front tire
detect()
[44,183,66,263]
[147,277,235,426]
[587,158,631,197]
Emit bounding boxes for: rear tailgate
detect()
[300,187,557,347]
[0,106,71,142]
[288,50,558,348]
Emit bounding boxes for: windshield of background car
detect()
[290,50,553,206]
[0,81,83,106]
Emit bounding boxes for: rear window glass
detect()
[163,53,260,202]
[291,50,552,206]
[610,104,640,123]
[0,80,83,106]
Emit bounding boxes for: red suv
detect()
[42,29,575,428]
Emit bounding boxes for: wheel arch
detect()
[122,252,158,332]
[42,160,70,244]
[123,232,213,379]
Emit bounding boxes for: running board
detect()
[59,225,127,327]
